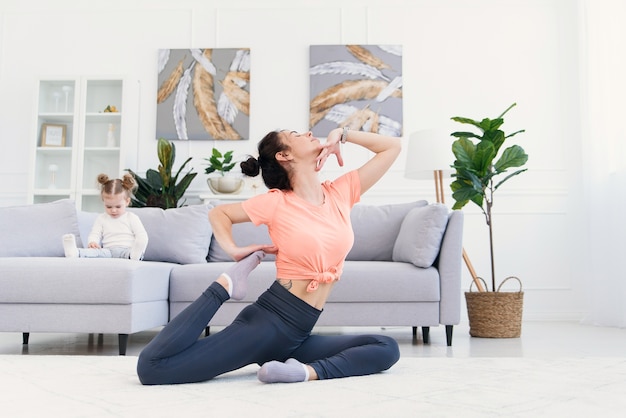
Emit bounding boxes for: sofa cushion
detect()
[331,261,440,302]
[0,257,172,304]
[168,260,440,308]
[77,211,99,246]
[208,222,276,262]
[392,203,450,268]
[128,205,212,264]
[347,200,428,261]
[206,200,276,262]
[169,262,277,303]
[0,199,82,257]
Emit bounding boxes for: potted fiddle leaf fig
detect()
[126,138,197,209]
[204,148,244,194]
[449,103,528,338]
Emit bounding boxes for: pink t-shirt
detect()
[242,170,361,292]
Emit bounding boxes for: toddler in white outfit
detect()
[63,173,148,260]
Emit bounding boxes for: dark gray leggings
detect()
[137,281,400,385]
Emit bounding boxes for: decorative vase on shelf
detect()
[62,85,72,113]
[207,177,244,194]
[106,124,116,147]
[52,92,61,112]
[48,164,58,189]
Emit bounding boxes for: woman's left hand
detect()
[315,128,344,171]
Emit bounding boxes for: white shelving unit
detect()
[31,78,129,212]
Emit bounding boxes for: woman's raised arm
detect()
[319,128,401,194]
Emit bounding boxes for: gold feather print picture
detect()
[309,45,402,137]
[156,48,250,141]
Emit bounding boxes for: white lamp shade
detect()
[405,128,455,180]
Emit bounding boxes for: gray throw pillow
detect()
[208,222,275,262]
[0,199,81,257]
[128,205,212,264]
[392,203,450,268]
[347,200,428,261]
[207,200,275,262]
[77,210,99,246]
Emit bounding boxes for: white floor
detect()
[2,321,625,358]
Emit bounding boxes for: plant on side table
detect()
[204,148,244,194]
[126,138,197,209]
[449,102,529,338]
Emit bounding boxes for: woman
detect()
[137,126,401,385]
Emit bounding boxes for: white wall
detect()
[0,0,590,322]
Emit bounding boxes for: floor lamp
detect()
[405,129,485,292]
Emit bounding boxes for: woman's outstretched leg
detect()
[139,282,227,362]
[137,251,264,383]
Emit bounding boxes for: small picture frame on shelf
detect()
[41,123,66,147]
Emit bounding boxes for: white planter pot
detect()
[207,177,244,194]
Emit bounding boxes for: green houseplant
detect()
[126,138,197,209]
[450,103,528,292]
[204,148,236,176]
[450,103,528,338]
[204,148,244,194]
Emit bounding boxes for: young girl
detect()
[63,173,148,260]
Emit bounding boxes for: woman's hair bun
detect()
[240,156,260,177]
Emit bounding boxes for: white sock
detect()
[62,234,78,258]
[222,273,234,298]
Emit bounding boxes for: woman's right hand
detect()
[230,243,277,261]
[315,127,344,171]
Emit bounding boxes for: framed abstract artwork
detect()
[309,44,403,137]
[156,48,250,140]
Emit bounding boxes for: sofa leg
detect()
[22,332,29,345]
[446,325,453,346]
[205,326,210,337]
[412,326,417,337]
[422,326,430,344]
[118,334,128,356]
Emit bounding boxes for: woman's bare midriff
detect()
[276,279,334,310]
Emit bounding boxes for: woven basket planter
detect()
[465,276,523,338]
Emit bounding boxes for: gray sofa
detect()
[0,198,463,355]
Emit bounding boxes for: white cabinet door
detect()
[31,77,129,211]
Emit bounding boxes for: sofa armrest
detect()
[436,210,464,325]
